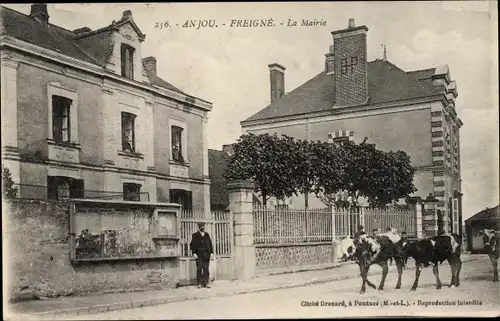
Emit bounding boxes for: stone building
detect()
[241,19,463,237]
[1,4,212,210]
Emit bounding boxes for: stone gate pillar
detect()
[227,180,255,280]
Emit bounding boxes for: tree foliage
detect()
[225,133,417,208]
[320,139,417,208]
[2,165,18,199]
[224,133,301,205]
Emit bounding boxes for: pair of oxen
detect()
[341,229,499,294]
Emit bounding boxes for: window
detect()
[171,125,184,162]
[170,189,192,210]
[47,176,84,200]
[121,112,136,152]
[123,183,141,201]
[52,96,72,143]
[120,44,135,79]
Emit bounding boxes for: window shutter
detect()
[69,179,84,198]
[186,191,193,211]
[121,45,126,76]
[129,48,134,79]
[131,114,136,151]
[452,198,459,234]
[47,176,56,200]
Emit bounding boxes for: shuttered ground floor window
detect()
[170,189,192,210]
[123,183,142,201]
[47,176,84,200]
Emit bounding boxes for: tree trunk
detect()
[262,191,267,207]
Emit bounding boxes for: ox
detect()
[401,233,462,291]
[340,237,356,262]
[481,229,499,282]
[353,232,405,294]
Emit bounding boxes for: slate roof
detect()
[465,205,500,222]
[0,6,186,95]
[243,59,444,123]
[208,149,230,209]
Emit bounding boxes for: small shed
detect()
[464,205,500,254]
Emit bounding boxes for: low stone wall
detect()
[255,242,336,272]
[3,199,179,302]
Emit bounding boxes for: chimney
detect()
[143,57,157,74]
[30,3,49,23]
[268,63,286,104]
[331,18,369,107]
[222,144,234,157]
[324,45,335,74]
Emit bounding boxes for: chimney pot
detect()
[30,3,49,23]
[143,57,157,74]
[348,18,355,28]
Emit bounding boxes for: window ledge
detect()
[47,139,81,150]
[153,236,180,240]
[169,160,189,167]
[118,150,144,159]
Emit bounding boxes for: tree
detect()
[224,133,302,206]
[318,138,417,208]
[292,139,319,208]
[310,141,345,208]
[225,133,417,209]
[2,165,18,199]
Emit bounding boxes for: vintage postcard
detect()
[1,1,499,320]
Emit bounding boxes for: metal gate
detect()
[178,210,234,285]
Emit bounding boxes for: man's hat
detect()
[197,222,206,227]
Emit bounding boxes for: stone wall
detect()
[255,243,335,271]
[3,199,179,302]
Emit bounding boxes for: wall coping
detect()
[227,180,255,191]
[70,199,183,209]
[255,242,332,248]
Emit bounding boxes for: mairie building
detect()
[241,19,463,237]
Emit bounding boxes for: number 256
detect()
[155,21,170,29]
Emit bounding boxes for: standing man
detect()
[190,222,214,288]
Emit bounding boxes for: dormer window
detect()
[121,44,135,79]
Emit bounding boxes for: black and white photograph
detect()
[1,1,498,319]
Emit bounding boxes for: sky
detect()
[4,2,498,220]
